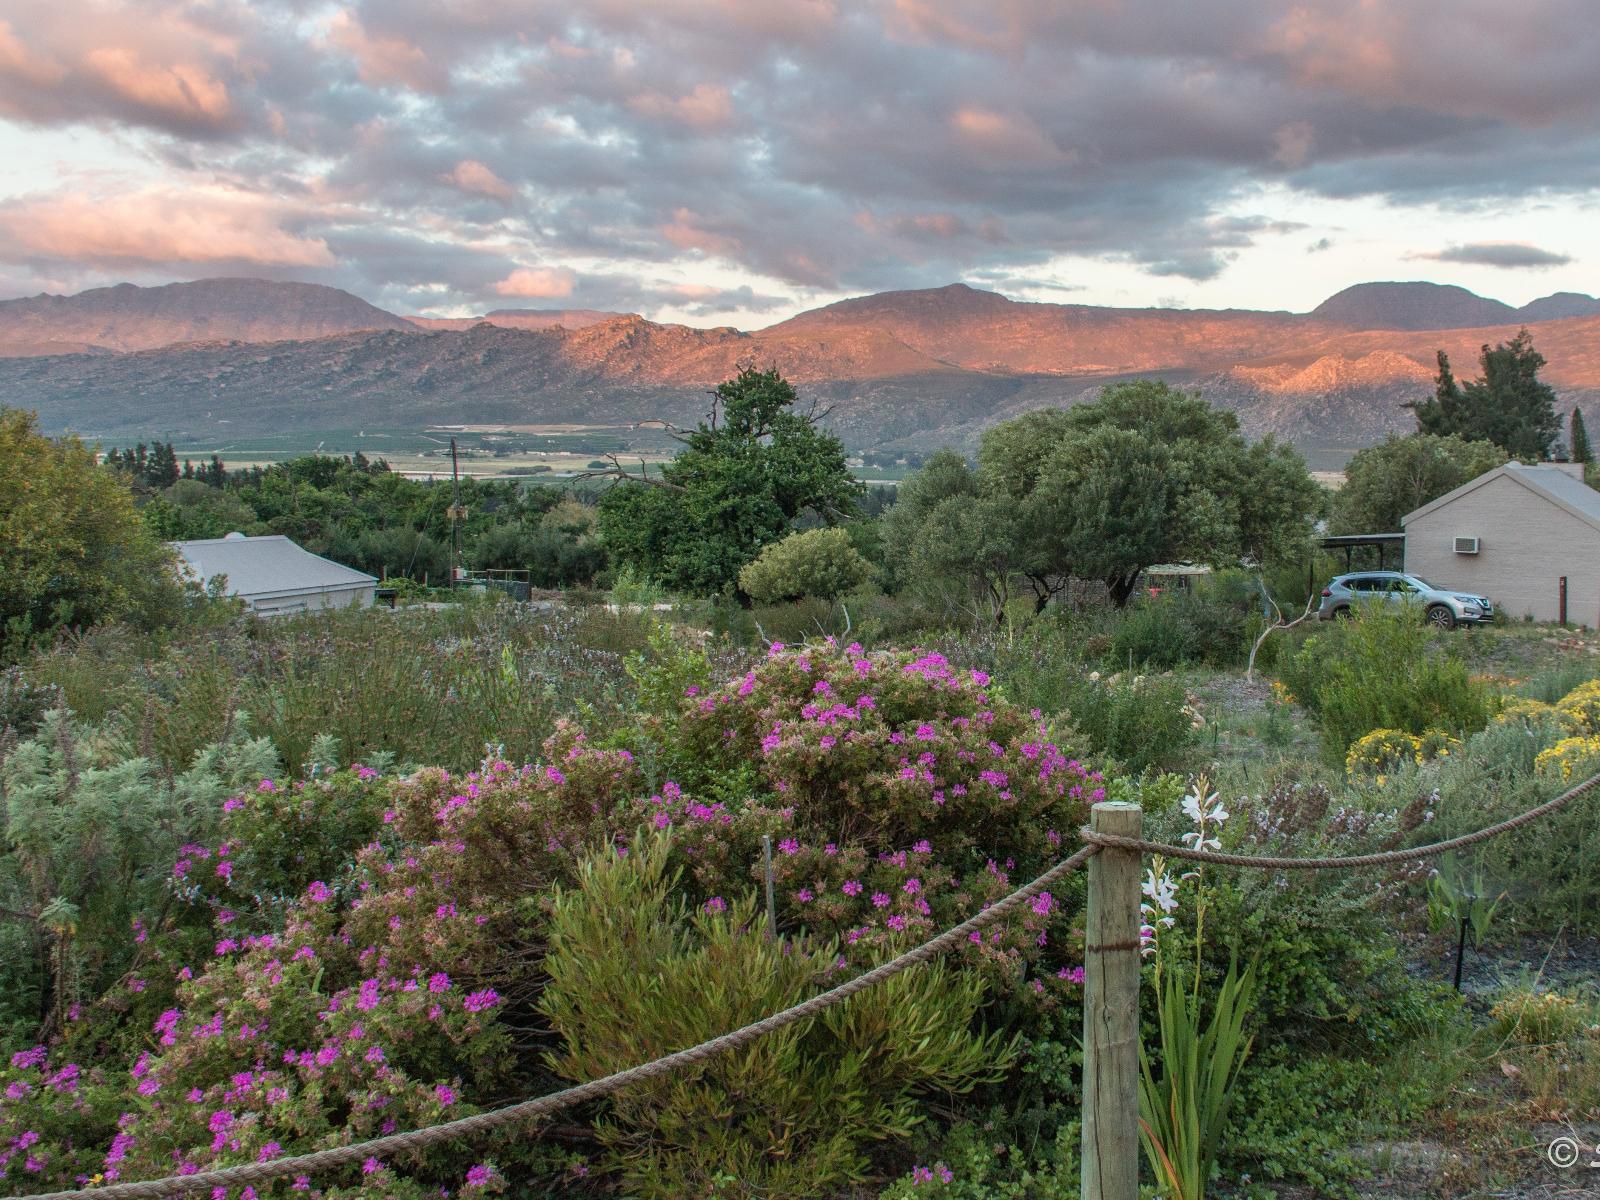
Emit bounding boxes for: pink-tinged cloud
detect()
[888,0,1024,55]
[660,208,742,257]
[950,106,1065,163]
[0,188,335,268]
[628,83,733,129]
[326,10,445,93]
[447,160,515,201]
[493,266,577,298]
[84,46,232,125]
[0,20,67,87]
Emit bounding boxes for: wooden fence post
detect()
[1081,800,1143,1200]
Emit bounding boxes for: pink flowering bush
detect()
[0,728,639,1196]
[653,644,1104,997]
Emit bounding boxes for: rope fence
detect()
[26,767,1600,1200]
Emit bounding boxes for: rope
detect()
[25,846,1101,1200]
[1081,767,1600,870]
[31,768,1600,1198]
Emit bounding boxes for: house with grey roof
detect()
[1403,462,1600,625]
[172,533,377,616]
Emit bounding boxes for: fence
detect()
[28,770,1600,1200]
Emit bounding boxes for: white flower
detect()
[1182,787,1228,826]
[1141,868,1179,914]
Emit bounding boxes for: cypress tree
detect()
[1571,407,1592,464]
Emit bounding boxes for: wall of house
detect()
[247,585,375,617]
[1405,474,1600,624]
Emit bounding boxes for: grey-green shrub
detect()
[737,527,874,604]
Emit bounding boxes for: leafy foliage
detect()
[0,409,186,654]
[1330,433,1508,534]
[598,368,861,594]
[1277,607,1491,762]
[1410,329,1561,459]
[737,527,874,604]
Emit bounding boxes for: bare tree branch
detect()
[1246,586,1318,682]
[570,451,688,492]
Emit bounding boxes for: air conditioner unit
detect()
[1454,536,1480,555]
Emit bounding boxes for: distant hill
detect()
[0,278,414,352]
[1311,282,1519,331]
[406,308,629,332]
[3,276,1597,457]
[1310,281,1600,331]
[1517,292,1600,322]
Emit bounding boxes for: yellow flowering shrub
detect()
[1345,728,1422,778]
[1493,697,1563,728]
[1533,734,1600,780]
[1415,729,1461,760]
[1556,679,1600,735]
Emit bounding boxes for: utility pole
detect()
[448,438,466,591]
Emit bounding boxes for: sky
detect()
[0,0,1596,328]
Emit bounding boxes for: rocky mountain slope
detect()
[2,278,1596,455]
[0,278,414,355]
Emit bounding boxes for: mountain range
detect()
[2,277,1596,457]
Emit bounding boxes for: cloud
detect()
[0,0,1598,316]
[627,83,733,129]
[325,10,446,93]
[0,187,335,269]
[1413,241,1574,269]
[445,160,515,201]
[493,266,578,298]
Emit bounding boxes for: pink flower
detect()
[435,1084,456,1106]
[428,972,451,993]
[796,888,814,903]
[259,1142,282,1162]
[703,896,727,914]
[778,838,799,855]
[306,881,332,903]
[465,1163,495,1188]
[903,878,921,895]
[257,779,276,793]
[871,892,890,908]
[842,880,862,896]
[363,1157,382,1174]
[462,989,501,1013]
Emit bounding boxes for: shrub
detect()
[737,527,874,604]
[0,712,278,1046]
[659,644,1106,1001]
[539,831,1010,1199]
[1345,728,1458,779]
[1058,672,1199,774]
[1491,989,1591,1046]
[1278,607,1491,764]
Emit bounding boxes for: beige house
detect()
[1403,462,1600,625]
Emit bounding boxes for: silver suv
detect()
[1317,571,1494,628]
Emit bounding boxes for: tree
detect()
[1571,408,1592,465]
[0,409,181,651]
[1004,382,1321,606]
[1409,329,1561,459]
[595,368,861,595]
[886,383,1322,612]
[1330,433,1508,535]
[737,527,874,604]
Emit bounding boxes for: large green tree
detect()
[1330,433,1508,535]
[596,368,860,594]
[1409,329,1561,459]
[887,382,1323,611]
[0,409,180,652]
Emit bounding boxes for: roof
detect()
[172,534,377,600]
[1402,463,1600,536]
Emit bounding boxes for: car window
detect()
[1346,577,1380,593]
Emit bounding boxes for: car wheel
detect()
[1426,604,1456,630]
[1333,606,1353,620]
